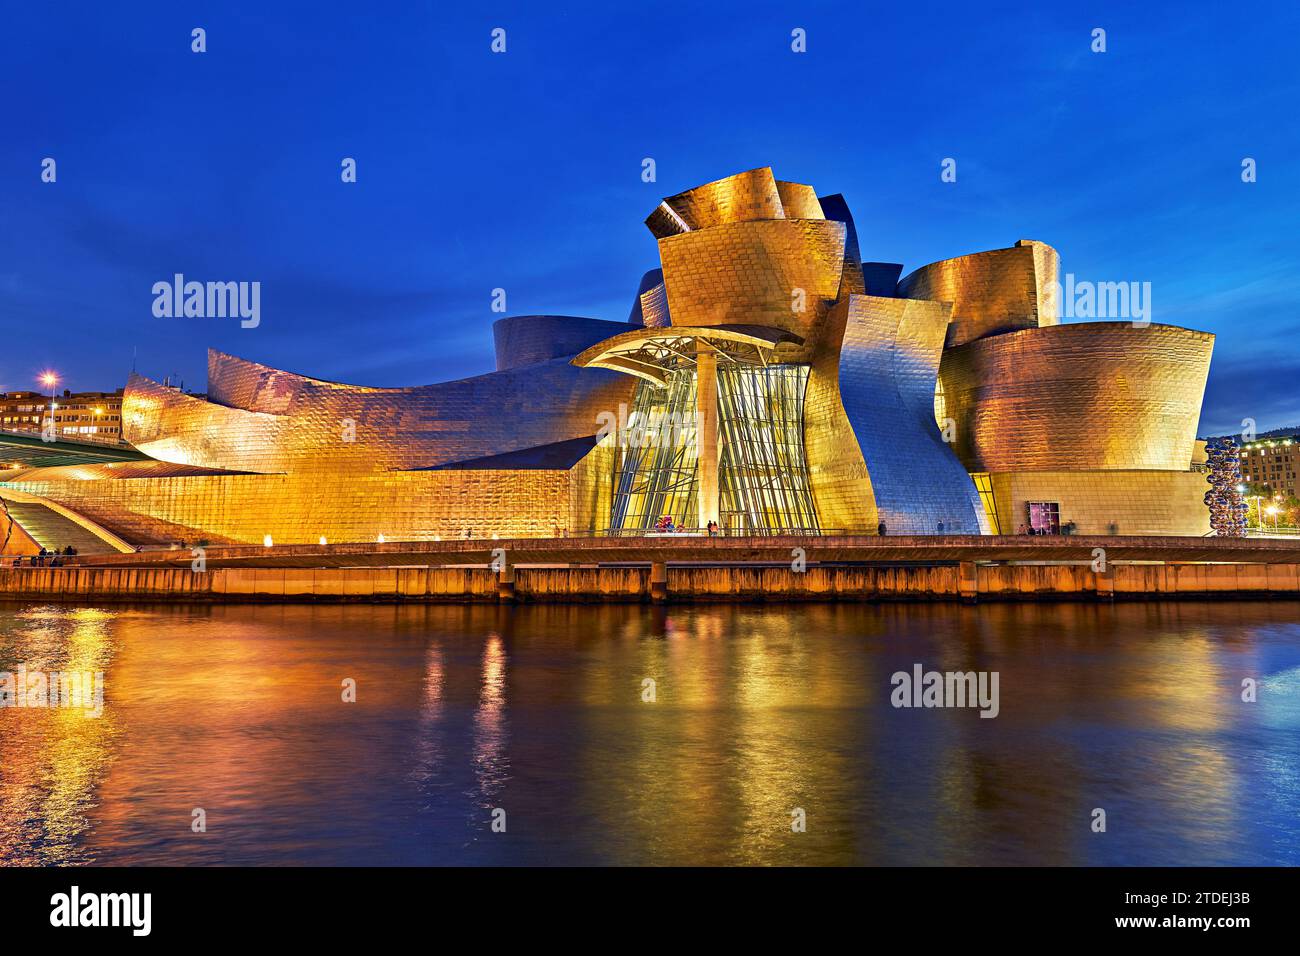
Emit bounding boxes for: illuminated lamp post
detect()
[39,371,58,439]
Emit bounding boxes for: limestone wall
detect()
[2,469,575,545]
[990,470,1210,536]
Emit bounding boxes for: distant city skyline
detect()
[2,2,1297,436]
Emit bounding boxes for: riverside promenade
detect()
[5,534,1300,604]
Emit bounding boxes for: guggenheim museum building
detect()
[0,168,1215,547]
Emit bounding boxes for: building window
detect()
[970,472,1001,534]
[1026,501,1060,534]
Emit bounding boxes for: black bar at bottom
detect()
[0,866,1284,942]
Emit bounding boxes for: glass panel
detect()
[1026,501,1060,534]
[608,362,820,534]
[716,364,819,534]
[970,471,1001,535]
[609,372,699,532]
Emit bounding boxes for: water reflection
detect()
[470,633,509,815]
[0,606,118,865]
[0,599,1297,865]
[410,643,445,798]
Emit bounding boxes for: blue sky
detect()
[2,1,1297,435]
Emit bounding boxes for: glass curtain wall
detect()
[608,371,699,531]
[717,364,819,534]
[609,362,819,534]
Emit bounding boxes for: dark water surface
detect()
[1,600,1298,866]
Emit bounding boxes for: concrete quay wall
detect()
[3,561,1300,604]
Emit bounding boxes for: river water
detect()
[1,600,1297,866]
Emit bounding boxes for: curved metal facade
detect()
[936,322,1214,473]
[816,192,866,296]
[124,373,288,470]
[626,269,667,326]
[126,349,635,475]
[637,280,672,329]
[657,218,846,346]
[774,180,824,220]
[492,315,638,371]
[829,294,989,534]
[802,301,878,533]
[645,166,785,239]
[897,241,1059,348]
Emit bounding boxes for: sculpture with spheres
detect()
[1203,439,1248,537]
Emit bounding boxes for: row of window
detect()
[0,408,122,416]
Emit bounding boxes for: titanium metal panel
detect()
[657,218,846,349]
[492,315,640,371]
[626,269,665,325]
[817,193,866,296]
[774,180,825,220]
[897,243,1057,347]
[127,351,635,474]
[935,322,1214,473]
[644,167,785,238]
[834,294,989,534]
[861,262,904,298]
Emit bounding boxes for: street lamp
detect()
[38,371,58,439]
[1266,503,1280,533]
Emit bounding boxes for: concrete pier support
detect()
[695,344,720,531]
[650,560,668,603]
[958,561,978,604]
[497,560,516,603]
[1094,568,1115,601]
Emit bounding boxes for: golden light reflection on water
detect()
[0,600,1296,865]
[576,606,884,864]
[0,606,118,865]
[410,644,445,795]
[471,633,509,810]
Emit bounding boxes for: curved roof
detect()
[491,315,641,371]
[643,168,832,239]
[645,167,786,238]
[896,241,1059,348]
[571,324,805,385]
[126,350,636,475]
